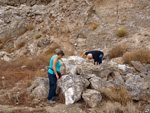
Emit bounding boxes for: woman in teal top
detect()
[47,50,64,104]
[48,55,61,75]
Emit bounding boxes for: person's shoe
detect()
[47,100,55,104]
[52,96,59,101]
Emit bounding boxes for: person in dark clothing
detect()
[81,50,104,65]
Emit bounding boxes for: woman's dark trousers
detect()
[47,73,57,100]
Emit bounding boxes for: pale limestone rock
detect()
[58,74,90,105]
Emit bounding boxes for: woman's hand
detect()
[56,74,59,80]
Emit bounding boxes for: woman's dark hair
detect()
[56,50,64,56]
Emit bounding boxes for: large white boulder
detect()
[60,56,86,75]
[58,74,90,105]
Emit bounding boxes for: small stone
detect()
[40,69,46,72]
[2,76,5,80]
[21,65,27,69]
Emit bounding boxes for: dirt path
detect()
[0,103,87,113]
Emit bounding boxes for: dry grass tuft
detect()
[11,109,47,113]
[0,37,10,49]
[39,54,52,63]
[35,69,48,77]
[1,37,9,44]
[0,58,49,106]
[100,86,131,105]
[16,52,53,69]
[41,28,48,34]
[25,24,34,31]
[17,41,25,49]
[45,45,60,55]
[98,101,142,113]
[39,0,51,2]
[16,55,51,70]
[0,44,3,49]
[0,60,34,90]
[65,49,74,56]
[116,29,127,37]
[6,47,13,53]
[35,34,42,39]
[91,23,99,30]
[108,43,127,59]
[123,49,150,64]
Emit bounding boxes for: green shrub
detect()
[35,34,42,39]
[116,29,127,37]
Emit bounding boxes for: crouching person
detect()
[47,50,64,104]
[81,50,104,65]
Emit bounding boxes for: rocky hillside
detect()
[0,56,150,113]
[0,0,150,113]
[0,0,150,60]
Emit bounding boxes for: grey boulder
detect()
[27,77,49,98]
[82,89,102,108]
[125,73,150,100]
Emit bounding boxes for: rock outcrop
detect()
[0,0,51,6]
[125,73,150,101]
[0,0,150,59]
[77,61,124,83]
[27,56,150,106]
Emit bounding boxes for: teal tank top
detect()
[48,55,61,74]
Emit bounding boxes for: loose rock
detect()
[82,89,102,108]
[131,61,147,73]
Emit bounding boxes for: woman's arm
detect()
[81,52,85,58]
[94,62,98,65]
[53,57,59,80]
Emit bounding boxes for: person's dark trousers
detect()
[47,72,57,100]
[98,54,104,65]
